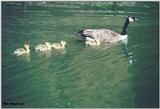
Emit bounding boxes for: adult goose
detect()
[76,16,138,44]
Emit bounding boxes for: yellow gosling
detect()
[35,42,51,52]
[51,41,66,50]
[13,43,30,56]
[85,38,100,46]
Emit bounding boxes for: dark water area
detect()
[2,2,159,108]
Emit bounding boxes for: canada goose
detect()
[51,41,66,49]
[35,42,51,52]
[13,43,30,56]
[76,16,138,44]
[85,37,100,46]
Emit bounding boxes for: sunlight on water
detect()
[2,2,159,108]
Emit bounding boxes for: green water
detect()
[2,2,159,108]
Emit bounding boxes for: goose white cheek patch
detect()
[129,17,134,22]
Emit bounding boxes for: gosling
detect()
[13,43,30,56]
[35,42,51,52]
[85,38,100,46]
[51,41,66,50]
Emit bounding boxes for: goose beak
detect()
[135,17,138,21]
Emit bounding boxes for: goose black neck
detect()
[121,19,130,35]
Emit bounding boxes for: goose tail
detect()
[75,30,85,41]
[75,30,84,35]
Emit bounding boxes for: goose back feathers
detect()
[77,29,120,43]
[76,16,137,44]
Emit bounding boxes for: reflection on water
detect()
[2,2,159,108]
[35,49,67,59]
[121,38,137,64]
[36,51,52,59]
[16,54,31,62]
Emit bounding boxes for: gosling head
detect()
[128,16,138,22]
[45,42,51,49]
[24,43,30,53]
[24,43,30,49]
[60,41,66,46]
[45,42,51,46]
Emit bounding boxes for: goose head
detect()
[128,16,138,22]
[121,16,138,35]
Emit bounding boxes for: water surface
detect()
[2,2,159,108]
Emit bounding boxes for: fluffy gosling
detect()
[51,41,66,50]
[35,42,51,52]
[85,38,100,46]
[13,43,30,56]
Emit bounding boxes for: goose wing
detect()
[79,29,120,43]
